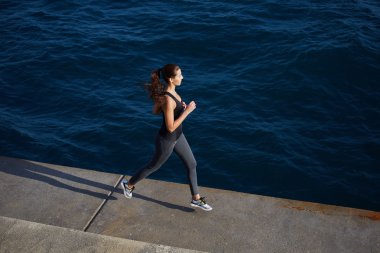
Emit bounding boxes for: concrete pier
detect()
[0,156,379,252]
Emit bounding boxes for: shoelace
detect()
[199,197,207,205]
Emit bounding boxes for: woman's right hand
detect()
[185,101,196,114]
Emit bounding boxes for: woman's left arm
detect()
[152,102,161,114]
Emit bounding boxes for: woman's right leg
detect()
[128,135,174,186]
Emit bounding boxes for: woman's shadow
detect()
[0,157,116,200]
[0,157,195,212]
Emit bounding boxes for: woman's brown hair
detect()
[146,64,179,114]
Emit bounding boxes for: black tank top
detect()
[159,92,184,141]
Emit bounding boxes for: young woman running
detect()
[121,64,212,211]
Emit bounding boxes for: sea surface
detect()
[1,0,380,211]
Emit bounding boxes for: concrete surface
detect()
[0,156,379,253]
[0,156,119,230]
[90,179,380,253]
[0,216,204,253]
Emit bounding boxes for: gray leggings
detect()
[129,133,199,196]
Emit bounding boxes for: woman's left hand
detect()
[182,101,187,110]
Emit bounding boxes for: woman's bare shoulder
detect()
[163,95,176,110]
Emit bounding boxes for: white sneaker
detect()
[120,179,134,199]
[190,197,212,211]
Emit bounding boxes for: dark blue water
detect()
[1,1,380,211]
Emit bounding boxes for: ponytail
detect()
[145,64,179,114]
[149,68,164,102]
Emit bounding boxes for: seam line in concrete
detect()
[82,174,124,232]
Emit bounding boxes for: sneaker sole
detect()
[120,182,132,199]
[190,203,212,211]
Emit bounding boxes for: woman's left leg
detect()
[173,133,199,197]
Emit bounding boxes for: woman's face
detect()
[171,68,183,86]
